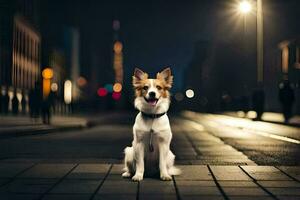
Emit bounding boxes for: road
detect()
[0,111,299,166]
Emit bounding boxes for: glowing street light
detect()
[238,1,252,14]
[42,68,53,99]
[64,80,72,104]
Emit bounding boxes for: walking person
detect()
[12,90,19,115]
[252,86,265,121]
[279,80,295,123]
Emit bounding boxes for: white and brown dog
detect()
[122,67,180,181]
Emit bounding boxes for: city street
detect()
[0,112,300,199]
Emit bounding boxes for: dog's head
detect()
[132,67,173,113]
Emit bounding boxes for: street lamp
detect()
[238,1,252,14]
[42,68,53,99]
[237,0,264,85]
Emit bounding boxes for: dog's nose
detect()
[149,91,156,98]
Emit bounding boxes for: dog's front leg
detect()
[159,143,172,181]
[132,142,144,181]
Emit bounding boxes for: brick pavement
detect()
[0,162,299,200]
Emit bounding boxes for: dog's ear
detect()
[157,67,173,89]
[133,68,148,88]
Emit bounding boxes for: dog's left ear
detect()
[157,67,173,89]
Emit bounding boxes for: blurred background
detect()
[0,0,299,121]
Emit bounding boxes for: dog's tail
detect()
[168,166,181,176]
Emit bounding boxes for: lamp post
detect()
[238,0,264,85]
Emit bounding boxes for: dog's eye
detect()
[156,86,162,90]
[143,86,148,90]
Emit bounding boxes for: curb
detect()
[0,125,87,140]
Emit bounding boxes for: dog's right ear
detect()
[133,68,147,88]
[134,68,145,80]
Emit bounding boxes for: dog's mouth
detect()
[144,97,158,106]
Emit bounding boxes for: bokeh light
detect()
[97,88,108,97]
[113,83,122,92]
[64,80,72,104]
[77,76,87,87]
[112,92,121,100]
[185,89,195,98]
[114,41,123,53]
[42,68,53,79]
[51,83,58,92]
[174,92,184,101]
[104,84,113,93]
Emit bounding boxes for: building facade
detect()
[0,0,40,112]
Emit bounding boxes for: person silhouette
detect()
[3,88,9,114]
[12,90,19,115]
[279,80,295,123]
[252,84,265,121]
[21,90,27,115]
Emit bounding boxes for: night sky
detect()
[41,0,300,91]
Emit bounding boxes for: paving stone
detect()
[176,180,219,196]
[0,193,40,200]
[139,194,177,200]
[218,181,257,187]
[229,197,274,200]
[0,178,56,194]
[0,163,33,178]
[42,194,90,200]
[176,180,216,187]
[67,164,110,179]
[49,180,100,194]
[97,180,137,194]
[181,195,224,200]
[178,186,220,195]
[19,164,76,179]
[241,166,291,181]
[258,180,300,188]
[223,187,268,196]
[175,165,213,180]
[94,194,136,200]
[266,187,300,195]
[139,179,176,194]
[210,166,251,181]
[278,166,300,180]
[190,160,251,165]
[276,196,300,200]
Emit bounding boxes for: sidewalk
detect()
[0,162,299,200]
[224,111,300,127]
[0,115,88,139]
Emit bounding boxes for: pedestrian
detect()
[2,87,9,114]
[12,90,19,115]
[29,82,42,120]
[252,86,265,121]
[279,80,295,123]
[21,90,27,115]
[41,91,54,124]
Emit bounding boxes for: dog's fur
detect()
[122,67,180,181]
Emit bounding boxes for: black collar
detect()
[141,111,166,119]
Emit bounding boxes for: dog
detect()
[122,67,180,181]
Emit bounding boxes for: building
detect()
[0,0,40,112]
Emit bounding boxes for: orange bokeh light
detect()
[113,83,122,92]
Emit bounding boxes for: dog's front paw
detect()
[132,173,143,181]
[160,173,172,181]
[122,171,131,178]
